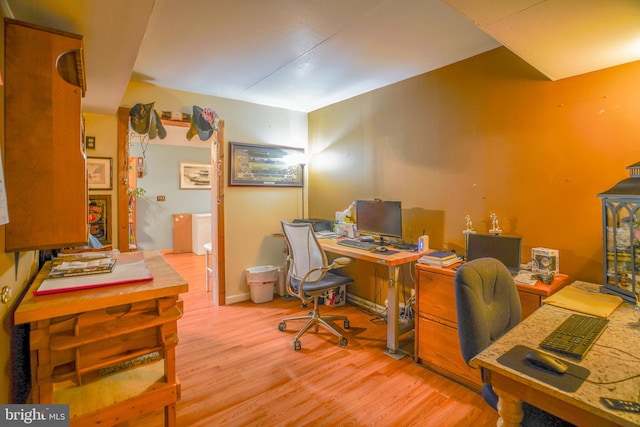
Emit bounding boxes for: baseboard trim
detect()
[226,291,383,313]
[347,294,386,316]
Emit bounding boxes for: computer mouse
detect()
[377,246,388,252]
[524,350,568,375]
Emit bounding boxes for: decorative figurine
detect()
[463,215,476,234]
[489,212,502,235]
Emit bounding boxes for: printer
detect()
[292,218,333,232]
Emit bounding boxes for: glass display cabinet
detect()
[598,162,640,305]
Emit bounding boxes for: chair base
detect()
[279,300,350,350]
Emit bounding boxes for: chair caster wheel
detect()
[293,340,302,350]
[278,322,287,331]
[338,337,348,348]
[344,320,350,328]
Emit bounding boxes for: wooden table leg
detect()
[495,387,524,427]
[386,266,400,353]
[165,403,176,427]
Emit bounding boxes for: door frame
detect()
[116,107,226,305]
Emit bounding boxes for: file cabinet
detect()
[414,263,568,390]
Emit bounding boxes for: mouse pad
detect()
[375,249,399,255]
[497,345,590,392]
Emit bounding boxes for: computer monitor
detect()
[356,200,402,244]
[465,233,522,275]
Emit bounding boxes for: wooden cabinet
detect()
[14,252,188,426]
[414,263,569,391]
[4,19,87,252]
[173,214,193,253]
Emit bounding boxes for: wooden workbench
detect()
[14,251,188,426]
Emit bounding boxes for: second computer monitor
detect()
[356,200,402,242]
[466,233,522,275]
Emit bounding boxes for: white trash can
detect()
[246,265,279,303]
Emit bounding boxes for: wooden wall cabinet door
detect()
[4,19,87,252]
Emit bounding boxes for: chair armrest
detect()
[330,257,352,269]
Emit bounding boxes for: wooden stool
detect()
[204,243,213,292]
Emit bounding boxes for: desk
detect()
[15,251,188,427]
[318,239,422,355]
[472,281,640,427]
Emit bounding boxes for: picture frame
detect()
[180,162,212,189]
[88,195,112,244]
[229,142,303,187]
[88,157,112,190]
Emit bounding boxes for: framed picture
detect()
[180,162,212,189]
[88,157,112,190]
[229,142,303,187]
[88,195,112,244]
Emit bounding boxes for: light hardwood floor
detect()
[131,251,498,427]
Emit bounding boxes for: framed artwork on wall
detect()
[229,142,303,187]
[88,194,112,244]
[180,162,212,189]
[88,157,112,190]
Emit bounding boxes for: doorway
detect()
[116,107,226,305]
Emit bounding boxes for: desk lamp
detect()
[285,152,312,219]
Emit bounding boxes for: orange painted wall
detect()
[307,47,640,302]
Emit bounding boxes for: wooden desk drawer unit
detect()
[416,266,482,390]
[414,263,568,391]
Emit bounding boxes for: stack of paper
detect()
[49,254,117,278]
[418,251,462,267]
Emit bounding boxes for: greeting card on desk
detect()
[35,252,153,296]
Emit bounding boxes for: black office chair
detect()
[278,220,354,350]
[454,257,574,427]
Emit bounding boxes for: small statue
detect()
[463,215,476,234]
[489,212,502,235]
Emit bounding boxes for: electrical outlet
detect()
[157,195,166,201]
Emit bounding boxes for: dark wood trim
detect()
[214,120,226,305]
[117,107,132,252]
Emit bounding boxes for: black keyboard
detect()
[540,314,609,360]
[336,239,378,251]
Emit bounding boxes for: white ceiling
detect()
[3,0,640,115]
